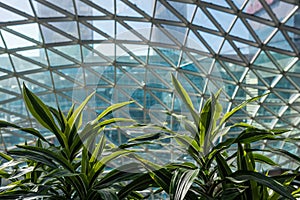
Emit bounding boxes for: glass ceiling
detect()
[0,0,299,166]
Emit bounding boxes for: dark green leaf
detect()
[229,171,295,200]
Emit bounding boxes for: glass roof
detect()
[0,0,299,166]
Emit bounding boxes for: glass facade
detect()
[0,0,299,166]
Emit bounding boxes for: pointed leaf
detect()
[170,168,199,200]
[171,74,199,126]
[22,83,65,146]
[229,171,295,200]
[68,91,95,131]
[93,101,134,123]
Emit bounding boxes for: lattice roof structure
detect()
[0,0,299,166]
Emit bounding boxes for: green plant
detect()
[0,83,139,199]
[119,74,297,200]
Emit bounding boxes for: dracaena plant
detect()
[118,74,298,200]
[0,83,141,200]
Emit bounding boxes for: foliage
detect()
[0,83,137,200]
[0,78,299,200]
[119,74,298,200]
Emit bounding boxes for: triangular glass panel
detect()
[57,68,84,84]
[146,68,170,87]
[253,69,277,87]
[0,54,13,72]
[16,49,48,65]
[19,78,47,93]
[85,68,104,87]
[33,1,66,18]
[8,23,42,42]
[91,20,115,38]
[1,30,36,49]
[271,1,296,22]
[275,119,289,128]
[157,47,181,66]
[208,8,236,32]
[195,56,214,74]
[253,51,278,70]
[128,0,155,16]
[46,0,75,14]
[1,0,34,16]
[0,77,20,93]
[211,61,234,82]
[1,100,27,116]
[287,31,300,51]
[47,49,75,67]
[53,45,81,62]
[41,25,72,43]
[242,69,268,90]
[0,7,26,22]
[233,41,260,63]
[287,76,300,91]
[256,105,275,117]
[93,91,111,109]
[116,45,140,64]
[220,40,242,61]
[90,0,114,13]
[123,44,148,64]
[288,60,300,73]
[49,22,78,38]
[168,1,196,22]
[199,31,224,53]
[24,71,53,87]
[116,22,142,41]
[281,115,298,127]
[125,21,152,40]
[230,18,255,42]
[11,55,42,72]
[246,19,275,43]
[144,71,167,90]
[37,93,56,108]
[274,90,294,103]
[162,24,187,45]
[180,53,201,73]
[177,73,200,96]
[90,66,115,85]
[184,73,204,93]
[82,46,107,63]
[75,0,104,16]
[151,25,176,45]
[0,92,16,102]
[192,8,218,31]
[234,86,248,100]
[79,23,105,40]
[61,89,80,101]
[276,76,294,89]
[243,0,272,20]
[52,72,78,89]
[222,61,245,82]
[115,66,142,86]
[267,31,293,51]
[155,1,180,22]
[116,0,143,17]
[56,93,73,111]
[93,43,114,59]
[148,47,171,67]
[268,51,295,70]
[186,31,209,53]
[285,9,300,28]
